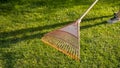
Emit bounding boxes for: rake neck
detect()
[76,0,98,24]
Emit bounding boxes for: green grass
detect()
[0,0,120,68]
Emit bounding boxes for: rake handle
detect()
[77,0,99,24]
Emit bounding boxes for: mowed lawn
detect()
[0,0,120,68]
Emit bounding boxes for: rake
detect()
[41,0,98,61]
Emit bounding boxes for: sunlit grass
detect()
[0,0,120,68]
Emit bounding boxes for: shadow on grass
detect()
[0,21,72,48]
[0,15,111,48]
[80,21,107,29]
[80,15,112,29]
[82,15,112,22]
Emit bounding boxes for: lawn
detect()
[0,0,120,68]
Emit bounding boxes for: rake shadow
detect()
[0,21,72,48]
[80,15,112,29]
[82,15,112,22]
[80,21,107,29]
[0,15,111,48]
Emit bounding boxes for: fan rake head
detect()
[41,22,80,61]
[41,0,98,61]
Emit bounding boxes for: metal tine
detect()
[59,42,65,49]
[67,45,70,53]
[64,42,69,49]
[69,46,73,54]
[59,42,64,49]
[56,40,61,48]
